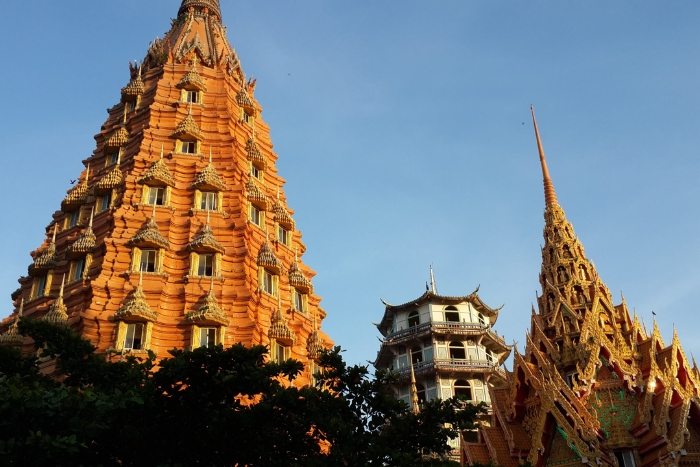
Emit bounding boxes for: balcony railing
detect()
[395,358,505,378]
[386,321,496,344]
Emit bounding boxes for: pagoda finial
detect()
[88,207,94,229]
[206,208,210,226]
[429,265,438,295]
[139,270,143,288]
[160,144,164,160]
[151,200,157,219]
[410,360,420,414]
[18,298,24,318]
[530,105,559,207]
[51,223,57,244]
[209,147,212,163]
[59,274,65,299]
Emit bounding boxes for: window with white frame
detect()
[243,111,252,125]
[454,379,473,400]
[449,341,466,360]
[249,204,262,227]
[293,288,306,313]
[278,224,290,246]
[66,210,81,229]
[614,451,635,467]
[408,310,420,328]
[123,323,146,350]
[126,100,136,113]
[197,254,214,277]
[98,193,112,212]
[200,191,217,211]
[444,306,459,322]
[139,249,157,273]
[251,164,261,180]
[262,269,275,296]
[107,148,121,166]
[70,257,86,283]
[185,90,200,104]
[31,274,48,299]
[181,140,197,154]
[273,340,290,363]
[199,327,217,348]
[411,346,423,364]
[147,187,165,206]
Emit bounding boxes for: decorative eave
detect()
[127,213,170,249]
[105,127,129,148]
[273,196,294,230]
[65,220,96,259]
[192,157,226,191]
[307,330,324,360]
[62,174,89,211]
[32,231,58,271]
[121,70,145,100]
[115,275,157,322]
[177,65,207,91]
[269,308,296,345]
[137,156,175,187]
[186,288,229,326]
[246,180,268,210]
[172,107,203,140]
[236,87,256,115]
[289,260,313,294]
[94,163,123,193]
[43,277,68,326]
[187,222,224,253]
[245,138,266,168]
[0,299,24,346]
[258,241,284,275]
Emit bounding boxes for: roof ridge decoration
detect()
[32,225,59,271]
[306,310,324,360]
[257,236,284,275]
[66,208,97,259]
[115,272,157,321]
[246,179,268,210]
[95,153,123,192]
[127,204,170,249]
[43,275,69,326]
[245,135,266,168]
[186,276,229,326]
[191,149,226,191]
[289,250,312,294]
[0,299,24,346]
[187,211,225,253]
[172,104,204,140]
[177,56,208,91]
[62,164,90,210]
[121,63,145,99]
[105,126,130,149]
[273,188,294,229]
[138,146,175,186]
[269,296,296,345]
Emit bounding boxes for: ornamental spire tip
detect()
[530,106,559,208]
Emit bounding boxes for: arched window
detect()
[411,346,423,364]
[449,341,465,360]
[407,310,420,328]
[454,379,472,400]
[445,306,459,322]
[478,313,486,325]
[416,383,426,403]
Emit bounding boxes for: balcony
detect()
[395,358,505,379]
[384,321,507,346]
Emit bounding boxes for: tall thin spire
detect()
[530,105,559,207]
[410,360,420,414]
[429,265,438,294]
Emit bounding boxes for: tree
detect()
[0,320,484,466]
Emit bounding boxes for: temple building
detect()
[462,108,700,467]
[374,267,511,456]
[0,0,331,385]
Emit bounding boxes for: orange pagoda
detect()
[463,108,700,467]
[0,0,331,385]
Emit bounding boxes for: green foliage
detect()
[0,319,485,466]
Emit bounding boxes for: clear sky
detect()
[1,1,699,367]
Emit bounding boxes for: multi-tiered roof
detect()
[463,109,700,467]
[0,0,330,385]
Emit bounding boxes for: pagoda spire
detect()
[429,265,438,294]
[178,0,222,21]
[530,105,559,208]
[410,360,420,414]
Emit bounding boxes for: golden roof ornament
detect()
[186,276,229,326]
[289,250,312,294]
[115,272,157,322]
[177,56,208,91]
[105,127,130,148]
[410,360,420,415]
[178,0,222,21]
[0,299,24,346]
[530,105,559,208]
[127,204,170,249]
[121,62,145,99]
[32,225,59,271]
[269,296,296,344]
[62,164,90,210]
[187,211,225,253]
[66,208,97,259]
[245,133,266,167]
[257,234,284,274]
[43,275,69,326]
[138,146,175,186]
[95,153,123,192]
[172,103,203,140]
[191,149,226,191]
[246,179,268,210]
[272,188,294,229]
[306,310,324,360]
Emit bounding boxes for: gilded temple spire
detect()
[44,275,69,325]
[530,105,559,208]
[0,299,24,346]
[410,360,420,414]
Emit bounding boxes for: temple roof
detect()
[61,167,89,210]
[187,217,224,253]
[0,299,23,346]
[236,87,256,114]
[288,257,312,294]
[272,191,294,229]
[245,138,266,167]
[186,281,229,326]
[105,127,129,148]
[178,0,221,22]
[138,150,175,186]
[257,240,284,275]
[43,276,68,326]
[246,179,268,209]
[95,163,123,193]
[65,210,96,259]
[121,66,145,99]
[128,208,170,249]
[32,227,58,271]
[192,155,226,191]
[177,62,207,91]
[172,106,203,140]
[115,274,157,322]
[269,308,296,345]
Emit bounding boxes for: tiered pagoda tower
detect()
[374,268,511,455]
[0,0,331,385]
[463,108,700,467]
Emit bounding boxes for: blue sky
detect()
[1,1,699,366]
